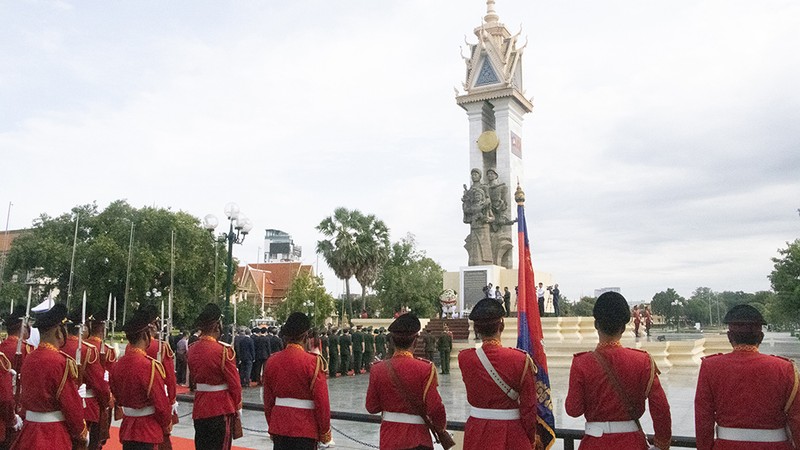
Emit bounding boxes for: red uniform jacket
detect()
[365,353,446,450]
[695,349,800,450]
[87,337,117,375]
[147,339,177,405]
[262,343,331,441]
[458,343,538,449]
[0,336,34,373]
[566,345,671,450]
[187,336,242,419]
[109,346,172,444]
[62,336,111,424]
[0,354,15,442]
[12,344,86,450]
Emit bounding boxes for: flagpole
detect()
[0,202,11,291]
[123,221,134,325]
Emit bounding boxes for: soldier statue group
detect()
[0,291,796,450]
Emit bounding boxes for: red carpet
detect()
[104,426,254,450]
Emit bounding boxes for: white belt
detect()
[196,383,228,392]
[585,420,639,437]
[469,406,520,420]
[122,406,155,417]
[717,425,788,442]
[382,412,425,425]
[82,389,95,399]
[275,397,315,409]
[26,411,65,423]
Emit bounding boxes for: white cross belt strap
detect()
[469,406,521,420]
[122,406,155,417]
[26,411,66,423]
[584,420,639,437]
[82,389,95,399]
[716,425,788,442]
[382,411,426,425]
[196,383,228,392]
[476,346,519,401]
[275,397,315,409]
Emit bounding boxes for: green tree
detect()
[769,238,800,326]
[374,236,443,319]
[5,200,227,329]
[651,288,686,329]
[316,207,364,323]
[686,287,718,326]
[570,296,596,317]
[275,272,336,329]
[354,214,390,312]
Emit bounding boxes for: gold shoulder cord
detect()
[423,363,437,402]
[57,357,78,398]
[786,365,799,414]
[645,354,656,397]
[310,356,322,392]
[0,353,10,372]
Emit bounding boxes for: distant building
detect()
[234,262,314,312]
[594,287,621,298]
[263,229,302,262]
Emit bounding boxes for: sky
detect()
[2,0,799,304]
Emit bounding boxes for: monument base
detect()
[443,266,553,314]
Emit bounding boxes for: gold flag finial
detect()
[515,183,525,205]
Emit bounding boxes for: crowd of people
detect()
[0,291,796,450]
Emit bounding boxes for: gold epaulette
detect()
[310,353,327,391]
[24,342,34,354]
[0,353,11,372]
[702,353,723,360]
[521,354,538,388]
[147,356,166,398]
[163,342,174,359]
[104,344,118,363]
[573,351,590,357]
[786,364,799,414]
[84,343,99,365]
[221,342,236,368]
[57,352,79,398]
[423,362,437,402]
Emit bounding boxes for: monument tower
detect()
[457,0,532,271]
[444,0,539,312]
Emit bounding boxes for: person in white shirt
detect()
[537,282,545,317]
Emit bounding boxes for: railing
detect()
[177,394,697,448]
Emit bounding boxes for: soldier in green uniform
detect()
[375,327,387,360]
[351,325,364,375]
[436,325,453,374]
[339,328,352,376]
[423,328,437,363]
[363,326,375,372]
[327,328,339,379]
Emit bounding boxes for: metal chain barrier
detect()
[329,423,379,449]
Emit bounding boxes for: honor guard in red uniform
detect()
[109,306,173,450]
[262,312,333,449]
[86,310,117,448]
[141,306,178,450]
[62,309,111,450]
[365,313,447,450]
[458,298,538,450]
[566,292,671,450]
[695,304,800,450]
[0,308,34,369]
[12,303,88,450]
[0,308,31,449]
[187,303,242,450]
[0,352,17,450]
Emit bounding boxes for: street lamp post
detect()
[203,203,253,331]
[303,299,314,327]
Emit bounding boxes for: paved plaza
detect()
[158,331,800,449]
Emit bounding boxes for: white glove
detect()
[238,409,243,417]
[13,414,22,431]
[77,383,87,398]
[318,439,336,448]
[104,370,109,382]
[9,370,15,390]
[172,402,179,415]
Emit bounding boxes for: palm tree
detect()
[354,214,390,312]
[316,207,364,324]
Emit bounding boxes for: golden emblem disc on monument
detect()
[477,130,499,152]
